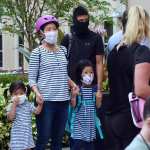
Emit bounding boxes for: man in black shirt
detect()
[61,5,104,104]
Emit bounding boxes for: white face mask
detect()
[44,31,58,45]
[82,74,94,85]
[12,94,27,105]
[18,95,27,104]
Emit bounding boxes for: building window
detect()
[0,34,2,67]
[18,36,24,67]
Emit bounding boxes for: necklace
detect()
[43,43,59,52]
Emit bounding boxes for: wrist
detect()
[97,85,102,91]
[12,103,17,108]
[72,83,77,89]
[97,89,102,91]
[35,91,40,96]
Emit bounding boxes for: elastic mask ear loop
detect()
[40,30,45,42]
[40,29,44,34]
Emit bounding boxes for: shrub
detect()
[0,74,28,88]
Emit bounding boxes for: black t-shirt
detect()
[61,30,104,82]
[107,43,140,114]
[135,45,150,64]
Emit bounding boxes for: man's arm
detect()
[96,55,103,91]
[96,54,104,108]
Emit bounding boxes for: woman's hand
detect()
[36,92,44,105]
[70,86,79,108]
[72,85,80,96]
[32,86,44,105]
[96,90,103,108]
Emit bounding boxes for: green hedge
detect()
[0,74,28,87]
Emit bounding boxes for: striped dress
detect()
[7,100,36,150]
[28,45,70,102]
[71,87,96,142]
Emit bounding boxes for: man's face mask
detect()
[73,15,89,34]
[76,21,89,32]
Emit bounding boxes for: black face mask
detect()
[73,19,89,35]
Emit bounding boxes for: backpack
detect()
[63,33,73,60]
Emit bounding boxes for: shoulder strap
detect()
[129,43,141,93]
[36,47,41,78]
[67,33,73,59]
[38,47,41,63]
[61,46,68,61]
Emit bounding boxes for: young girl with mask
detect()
[29,15,78,149]
[6,80,43,150]
[70,59,103,150]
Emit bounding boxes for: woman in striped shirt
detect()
[28,15,78,150]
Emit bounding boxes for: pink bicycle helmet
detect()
[35,15,59,32]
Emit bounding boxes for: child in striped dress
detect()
[70,59,103,150]
[6,80,43,150]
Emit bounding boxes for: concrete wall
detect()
[2,32,19,70]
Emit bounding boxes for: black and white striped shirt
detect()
[28,45,70,101]
[7,100,35,149]
[71,87,96,141]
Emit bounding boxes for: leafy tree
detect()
[0,0,46,51]
[81,0,111,25]
[0,0,111,51]
[120,0,128,6]
[47,0,111,26]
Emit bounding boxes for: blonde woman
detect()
[106,5,150,150]
[124,6,150,99]
[123,6,150,48]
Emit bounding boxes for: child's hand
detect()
[96,90,103,108]
[34,101,43,115]
[70,96,76,108]
[72,85,80,96]
[12,96,20,106]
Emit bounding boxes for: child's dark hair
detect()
[143,97,150,120]
[76,59,94,85]
[9,80,31,97]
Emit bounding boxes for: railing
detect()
[0,68,28,74]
